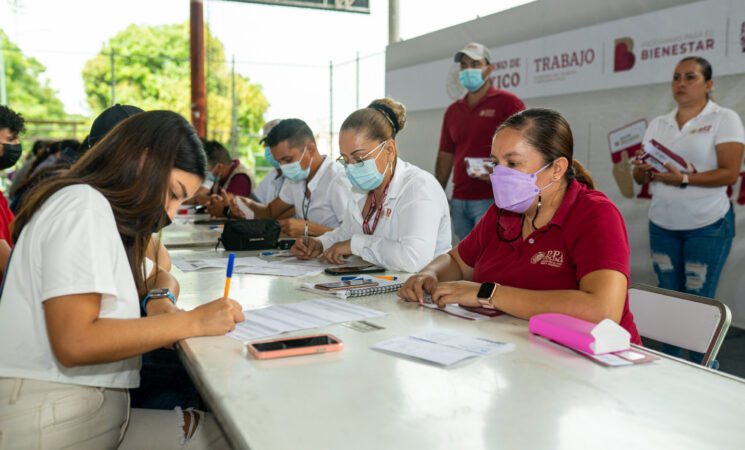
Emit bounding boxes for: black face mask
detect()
[0,143,23,170]
[152,210,173,233]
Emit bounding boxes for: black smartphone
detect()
[277,239,295,250]
[324,264,386,275]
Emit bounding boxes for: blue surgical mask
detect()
[264,146,280,168]
[206,170,219,184]
[344,142,388,191]
[280,145,310,181]
[459,68,485,92]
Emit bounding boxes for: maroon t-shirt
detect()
[457,180,641,344]
[0,194,14,244]
[222,160,252,198]
[439,86,525,200]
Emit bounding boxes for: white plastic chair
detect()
[628,283,731,368]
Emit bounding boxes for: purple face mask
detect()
[489,163,553,213]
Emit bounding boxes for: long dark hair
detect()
[495,108,594,189]
[12,111,206,294]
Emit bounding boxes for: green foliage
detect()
[0,29,67,120]
[82,22,269,169]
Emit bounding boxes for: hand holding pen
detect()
[290,236,324,259]
[189,252,244,335]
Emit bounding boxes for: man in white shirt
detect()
[235,119,355,237]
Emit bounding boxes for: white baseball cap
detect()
[454,42,492,64]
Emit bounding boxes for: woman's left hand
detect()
[319,240,352,265]
[653,162,685,186]
[431,280,482,308]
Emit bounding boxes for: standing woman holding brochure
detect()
[398,108,641,343]
[0,111,242,449]
[631,56,744,363]
[292,98,452,273]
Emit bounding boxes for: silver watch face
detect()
[147,288,171,298]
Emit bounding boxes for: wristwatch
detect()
[141,288,176,312]
[477,282,499,309]
[680,174,689,189]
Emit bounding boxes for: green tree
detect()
[82,22,269,168]
[0,29,67,120]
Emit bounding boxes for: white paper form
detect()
[373,328,514,366]
[233,265,323,277]
[174,257,323,277]
[175,258,228,271]
[227,298,386,342]
[412,328,515,355]
[374,337,478,366]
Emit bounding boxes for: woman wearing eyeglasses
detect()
[291,98,452,273]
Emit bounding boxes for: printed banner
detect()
[387,0,744,111]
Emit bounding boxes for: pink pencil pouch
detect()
[529,313,630,355]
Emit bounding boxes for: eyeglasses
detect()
[336,140,387,167]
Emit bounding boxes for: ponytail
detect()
[570,160,595,189]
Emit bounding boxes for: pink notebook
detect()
[529,313,630,355]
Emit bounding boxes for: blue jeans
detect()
[129,348,203,410]
[451,198,493,241]
[649,205,735,365]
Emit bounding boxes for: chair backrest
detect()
[628,283,731,367]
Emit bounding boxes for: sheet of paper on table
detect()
[373,328,515,366]
[174,257,326,277]
[227,298,387,342]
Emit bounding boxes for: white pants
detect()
[0,378,229,450]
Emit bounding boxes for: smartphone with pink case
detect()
[247,334,343,359]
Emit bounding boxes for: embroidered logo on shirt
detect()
[479,109,496,118]
[690,125,712,134]
[530,252,546,264]
[385,208,392,217]
[530,250,564,268]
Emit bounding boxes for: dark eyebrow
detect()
[178,181,187,198]
[502,152,522,158]
[350,149,367,155]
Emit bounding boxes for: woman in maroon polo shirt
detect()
[399,108,641,343]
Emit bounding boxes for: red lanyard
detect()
[362,176,393,235]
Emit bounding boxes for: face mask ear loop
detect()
[531,194,542,231]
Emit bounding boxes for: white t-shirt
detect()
[643,101,745,230]
[318,159,452,273]
[253,168,285,204]
[0,185,141,388]
[278,156,356,229]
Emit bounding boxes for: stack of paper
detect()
[174,256,337,277]
[373,328,514,366]
[227,298,386,342]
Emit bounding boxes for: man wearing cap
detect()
[436,42,525,241]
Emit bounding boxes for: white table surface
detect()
[168,248,745,450]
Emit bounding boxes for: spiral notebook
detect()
[300,278,404,299]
